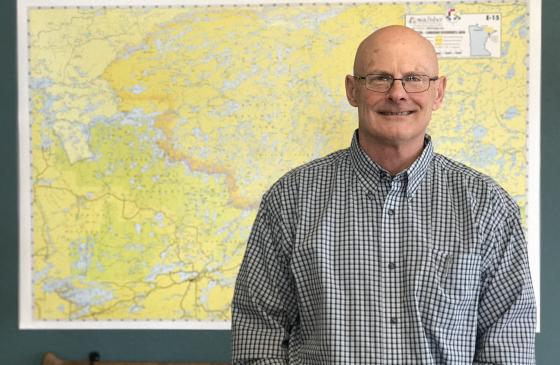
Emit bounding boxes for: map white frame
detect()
[18,0,541,330]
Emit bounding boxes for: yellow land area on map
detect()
[28,2,528,323]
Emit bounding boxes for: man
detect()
[232,25,536,364]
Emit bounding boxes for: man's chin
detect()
[359,128,426,148]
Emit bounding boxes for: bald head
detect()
[353,25,439,76]
[344,24,447,163]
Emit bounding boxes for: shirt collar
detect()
[349,130,434,200]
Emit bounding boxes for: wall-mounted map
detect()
[18,0,539,329]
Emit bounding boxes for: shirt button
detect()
[388,262,396,270]
[387,209,395,216]
[390,317,398,324]
[366,192,374,200]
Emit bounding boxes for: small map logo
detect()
[446,8,461,23]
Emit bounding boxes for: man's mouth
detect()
[379,111,414,116]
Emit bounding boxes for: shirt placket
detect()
[380,173,405,363]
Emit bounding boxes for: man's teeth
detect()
[382,111,412,115]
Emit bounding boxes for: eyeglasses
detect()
[353,74,439,93]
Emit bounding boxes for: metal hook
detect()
[88,351,100,365]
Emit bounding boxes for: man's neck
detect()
[358,133,425,176]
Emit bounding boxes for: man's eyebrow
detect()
[363,70,429,76]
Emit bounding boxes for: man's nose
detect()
[386,79,408,101]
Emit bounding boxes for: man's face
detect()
[345,28,446,149]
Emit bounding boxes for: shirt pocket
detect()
[430,248,481,304]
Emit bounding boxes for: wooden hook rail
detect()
[42,352,230,365]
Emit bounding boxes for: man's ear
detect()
[432,76,447,111]
[345,75,359,107]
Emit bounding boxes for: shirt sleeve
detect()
[231,195,298,365]
[474,206,537,365]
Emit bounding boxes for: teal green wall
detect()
[1,0,558,363]
[535,0,560,362]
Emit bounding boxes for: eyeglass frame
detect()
[353,74,439,93]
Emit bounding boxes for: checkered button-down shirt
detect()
[232,131,536,365]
